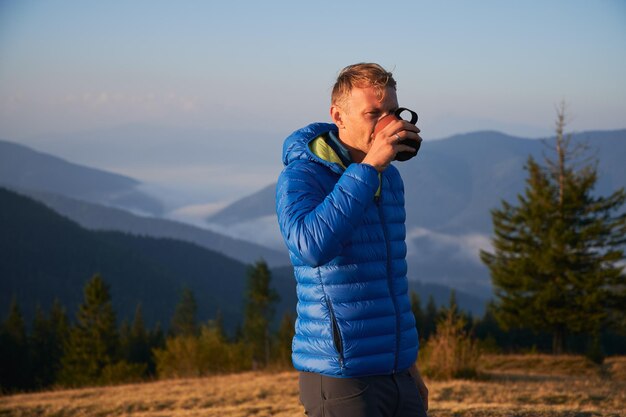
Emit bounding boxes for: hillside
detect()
[0,187,295,330]
[20,188,290,267]
[0,139,163,216]
[0,187,486,334]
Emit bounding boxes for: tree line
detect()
[3,268,625,392]
[0,260,294,393]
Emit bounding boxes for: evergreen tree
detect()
[120,304,151,376]
[480,105,626,355]
[30,306,52,388]
[59,274,120,386]
[29,300,70,389]
[465,311,475,335]
[0,298,29,391]
[170,287,198,337]
[212,309,227,341]
[29,305,49,387]
[442,289,459,319]
[242,260,280,368]
[147,322,165,375]
[449,290,458,313]
[274,312,295,367]
[150,322,165,349]
[410,291,425,340]
[48,299,70,383]
[119,319,131,361]
[474,302,501,342]
[233,323,244,343]
[129,304,150,365]
[423,295,438,341]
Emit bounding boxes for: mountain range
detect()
[2,128,623,321]
[0,186,290,331]
[0,140,164,216]
[0,187,486,330]
[0,139,289,268]
[206,129,626,296]
[20,188,290,268]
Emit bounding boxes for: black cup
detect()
[393,107,420,161]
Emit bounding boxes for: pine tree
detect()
[0,298,29,391]
[59,274,120,386]
[29,301,70,388]
[474,302,502,346]
[274,312,295,368]
[30,306,52,388]
[170,287,198,337]
[444,290,459,319]
[212,309,227,341]
[423,295,438,341]
[410,291,425,340]
[147,322,165,375]
[480,105,626,355]
[242,260,280,368]
[48,299,70,384]
[451,290,458,311]
[30,306,49,387]
[119,319,131,362]
[120,303,152,377]
[129,304,153,373]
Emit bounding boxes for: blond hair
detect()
[331,63,397,107]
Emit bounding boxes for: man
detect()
[276,63,428,417]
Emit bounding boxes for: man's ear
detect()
[330,104,345,129]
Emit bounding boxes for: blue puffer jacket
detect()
[276,122,419,378]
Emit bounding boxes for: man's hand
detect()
[362,119,422,172]
[409,364,429,411]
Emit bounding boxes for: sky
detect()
[0,0,625,205]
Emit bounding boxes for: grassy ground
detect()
[1,355,625,417]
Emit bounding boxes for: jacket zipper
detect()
[326,295,345,369]
[376,175,400,373]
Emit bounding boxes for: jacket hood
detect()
[282,122,338,168]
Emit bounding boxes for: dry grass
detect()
[1,355,625,417]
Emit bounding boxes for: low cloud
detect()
[206,215,284,251]
[407,227,492,265]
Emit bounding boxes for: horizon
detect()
[3,124,625,209]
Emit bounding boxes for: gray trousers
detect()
[299,370,427,417]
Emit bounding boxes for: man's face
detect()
[335,86,398,154]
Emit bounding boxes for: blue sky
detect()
[1,0,624,140]
[0,1,625,205]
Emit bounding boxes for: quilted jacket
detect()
[275,122,419,377]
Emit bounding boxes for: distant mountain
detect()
[18,188,290,268]
[0,139,164,215]
[207,183,277,225]
[397,129,626,234]
[0,187,295,331]
[0,139,289,267]
[204,129,626,297]
[20,124,285,202]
